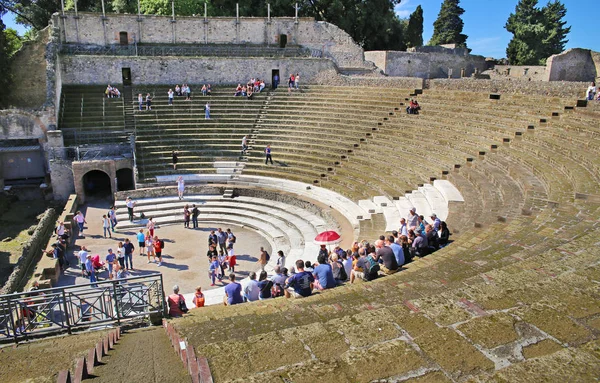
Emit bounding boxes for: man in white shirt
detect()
[126,197,136,221]
[399,218,408,237]
[241,135,248,155]
[78,246,89,277]
[242,272,260,302]
[407,208,418,230]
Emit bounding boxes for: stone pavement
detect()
[58,199,272,299]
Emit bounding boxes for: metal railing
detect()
[0,274,165,343]
[60,44,322,58]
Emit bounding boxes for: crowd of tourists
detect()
[234,78,266,99]
[104,85,121,98]
[167,205,451,315]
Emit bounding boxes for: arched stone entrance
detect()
[82,170,112,198]
[116,168,134,191]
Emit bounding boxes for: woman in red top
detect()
[226,244,236,272]
[167,285,187,317]
[153,236,163,266]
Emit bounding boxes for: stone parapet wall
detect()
[430,79,587,99]
[0,109,51,140]
[0,208,58,294]
[483,65,547,81]
[55,13,366,68]
[546,48,598,82]
[312,69,424,89]
[60,55,336,85]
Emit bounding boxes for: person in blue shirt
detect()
[284,260,315,298]
[312,254,336,290]
[209,255,220,286]
[265,145,273,165]
[224,273,243,306]
[137,229,145,256]
[386,235,404,267]
[105,249,117,280]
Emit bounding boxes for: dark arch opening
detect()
[116,168,134,191]
[83,170,111,198]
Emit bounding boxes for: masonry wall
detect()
[484,65,547,81]
[72,159,134,203]
[59,55,336,85]
[430,79,587,99]
[546,48,598,82]
[0,109,50,140]
[55,13,366,68]
[365,50,487,79]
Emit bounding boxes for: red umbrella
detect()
[314,231,341,245]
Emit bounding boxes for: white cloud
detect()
[468,36,505,58]
[394,0,421,20]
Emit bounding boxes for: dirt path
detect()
[90,327,189,383]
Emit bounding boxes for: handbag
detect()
[178,295,189,313]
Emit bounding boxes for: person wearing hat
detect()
[105,249,116,280]
[430,213,441,231]
[85,254,97,284]
[407,207,418,230]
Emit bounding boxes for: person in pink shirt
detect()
[167,285,187,317]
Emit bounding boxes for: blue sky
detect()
[3,0,597,58]
[395,0,597,58]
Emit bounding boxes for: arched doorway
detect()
[116,168,135,191]
[82,170,112,198]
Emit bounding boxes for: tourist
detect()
[226,228,236,247]
[241,86,247,97]
[288,73,295,90]
[85,254,97,285]
[207,243,218,263]
[216,228,227,254]
[318,244,328,260]
[137,93,143,111]
[145,93,152,111]
[226,244,236,273]
[206,84,212,95]
[224,273,243,306]
[78,246,89,277]
[105,84,113,98]
[201,84,207,96]
[330,253,347,284]
[246,87,254,100]
[105,248,116,279]
[209,255,220,286]
[376,239,399,275]
[167,285,187,317]
[399,217,408,236]
[126,197,136,221]
[191,204,199,228]
[273,73,279,89]
[185,84,191,100]
[153,236,163,266]
[270,266,287,297]
[351,251,379,283]
[430,213,441,231]
[425,224,439,252]
[136,229,145,255]
[313,254,336,290]
[193,286,205,308]
[417,215,426,234]
[108,206,118,232]
[412,228,428,257]
[241,135,248,155]
[145,232,155,263]
[234,84,243,96]
[217,250,228,277]
[74,211,87,236]
[205,102,210,119]
[284,260,314,298]
[177,176,185,199]
[587,82,596,101]
[264,144,273,165]
[175,84,181,96]
[439,221,451,247]
[172,150,178,170]
[43,243,64,271]
[304,261,314,273]
[276,250,285,268]
[112,87,121,98]
[183,204,191,228]
[259,79,265,92]
[386,235,404,267]
[117,241,125,269]
[147,217,156,237]
[168,88,174,105]
[258,246,269,271]
[242,272,260,302]
[407,207,418,229]
[341,252,353,281]
[208,230,218,248]
[257,271,273,300]
[123,238,135,270]
[295,73,300,89]
[55,220,69,240]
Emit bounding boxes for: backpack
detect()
[265,251,270,262]
[337,262,348,281]
[160,240,165,249]
[363,258,380,281]
[230,234,236,244]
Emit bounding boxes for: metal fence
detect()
[60,44,322,58]
[0,274,165,343]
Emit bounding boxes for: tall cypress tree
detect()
[405,5,424,48]
[505,0,570,65]
[428,0,467,47]
[0,18,12,107]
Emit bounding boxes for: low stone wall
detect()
[115,185,224,201]
[312,69,424,89]
[430,78,587,99]
[0,208,58,294]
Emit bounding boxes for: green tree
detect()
[428,0,467,47]
[404,4,423,48]
[4,27,22,55]
[505,0,570,65]
[0,18,13,106]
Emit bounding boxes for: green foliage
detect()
[428,0,467,47]
[405,5,423,48]
[3,0,60,30]
[505,0,570,65]
[0,19,12,106]
[4,27,22,56]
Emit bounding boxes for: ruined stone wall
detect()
[430,78,587,99]
[546,48,597,82]
[72,158,134,203]
[0,109,52,140]
[365,50,487,79]
[59,55,336,85]
[55,12,366,68]
[312,69,424,89]
[483,65,547,81]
